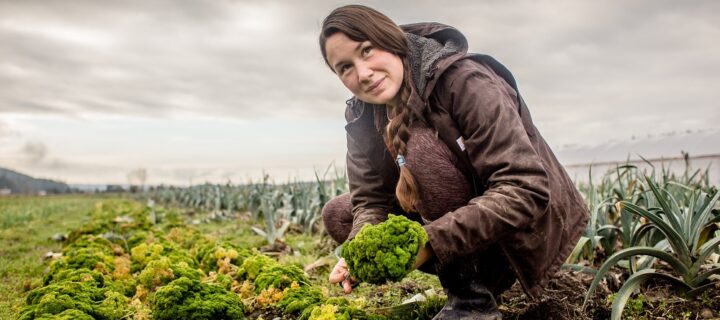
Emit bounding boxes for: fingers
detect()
[328,258,356,294]
[329,258,349,284]
[342,278,353,294]
[330,270,356,294]
[328,268,346,283]
[339,271,355,293]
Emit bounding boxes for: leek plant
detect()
[583,177,720,320]
[568,165,646,266]
[251,189,291,244]
[144,164,349,239]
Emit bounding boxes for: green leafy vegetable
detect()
[150,276,245,320]
[341,214,427,284]
[277,286,325,314]
[19,280,131,320]
[254,264,309,292]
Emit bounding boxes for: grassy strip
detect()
[0,195,109,320]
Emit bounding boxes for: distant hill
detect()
[0,167,71,194]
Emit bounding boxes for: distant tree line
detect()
[0,167,71,195]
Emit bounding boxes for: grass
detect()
[0,195,108,320]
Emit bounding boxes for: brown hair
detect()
[319,5,421,213]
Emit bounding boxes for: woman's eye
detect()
[362,46,372,56]
[339,64,351,74]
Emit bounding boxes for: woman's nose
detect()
[357,63,373,83]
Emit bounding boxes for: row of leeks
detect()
[146,164,349,243]
[566,162,719,319]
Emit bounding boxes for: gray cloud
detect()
[1,0,718,145]
[21,140,47,164]
[0,0,343,120]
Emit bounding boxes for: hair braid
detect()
[386,58,421,213]
[318,5,421,213]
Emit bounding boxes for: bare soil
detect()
[498,269,720,320]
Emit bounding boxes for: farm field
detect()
[0,195,112,319]
[2,164,720,319]
[1,195,445,320]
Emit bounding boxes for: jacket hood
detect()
[400,23,469,120]
[401,23,468,97]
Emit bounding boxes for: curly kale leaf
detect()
[150,276,245,320]
[136,257,203,291]
[254,264,309,292]
[32,309,95,320]
[196,241,251,273]
[277,286,325,314]
[20,281,130,320]
[341,214,427,284]
[130,241,196,273]
[43,235,117,285]
[237,252,277,281]
[300,298,385,320]
[43,268,106,287]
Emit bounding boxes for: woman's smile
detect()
[365,76,385,94]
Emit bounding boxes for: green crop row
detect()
[17,198,442,320]
[146,164,349,244]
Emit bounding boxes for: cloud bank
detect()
[1,0,718,184]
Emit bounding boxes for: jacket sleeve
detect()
[344,104,397,240]
[423,63,550,266]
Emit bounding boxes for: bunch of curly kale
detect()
[341,214,428,284]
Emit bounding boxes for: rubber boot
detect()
[429,246,514,320]
[431,282,503,320]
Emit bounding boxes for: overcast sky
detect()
[1,0,718,185]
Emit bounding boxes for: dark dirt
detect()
[499,269,601,320]
[247,307,297,320]
[498,269,720,320]
[244,269,719,320]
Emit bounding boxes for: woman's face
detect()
[324,32,404,105]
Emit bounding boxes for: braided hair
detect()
[320,5,422,213]
[385,58,421,212]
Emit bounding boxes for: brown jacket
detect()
[343,22,588,297]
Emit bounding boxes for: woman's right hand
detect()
[328,258,356,294]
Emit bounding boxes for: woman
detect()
[319,5,588,319]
